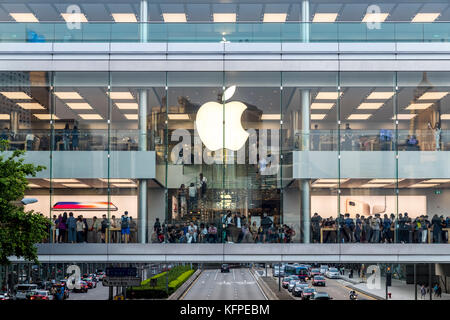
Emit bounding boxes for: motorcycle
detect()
[349,291,358,300]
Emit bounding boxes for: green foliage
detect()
[127,265,195,299]
[0,140,48,265]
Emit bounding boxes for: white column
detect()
[138,89,148,243]
[302,0,310,43]
[140,0,148,43]
[301,89,311,243]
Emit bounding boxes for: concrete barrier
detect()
[167,269,202,300]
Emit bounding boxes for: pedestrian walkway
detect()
[339,272,450,300]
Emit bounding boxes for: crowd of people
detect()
[151,211,296,244]
[312,212,450,243]
[47,211,137,243]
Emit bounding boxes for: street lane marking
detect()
[214,269,219,281]
[179,270,203,300]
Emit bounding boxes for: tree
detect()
[0,140,48,265]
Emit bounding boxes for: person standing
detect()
[312,124,320,151]
[177,184,187,218]
[188,183,197,212]
[71,125,79,150]
[355,214,362,243]
[311,212,322,243]
[82,216,89,242]
[198,173,207,199]
[420,284,426,299]
[432,214,442,243]
[428,122,441,151]
[91,216,101,243]
[67,212,77,243]
[58,212,68,243]
[76,216,85,243]
[62,123,70,151]
[260,212,273,243]
[382,214,392,243]
[121,211,131,243]
[110,215,118,243]
[100,214,109,243]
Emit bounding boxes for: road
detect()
[67,283,109,300]
[260,268,374,301]
[182,268,267,300]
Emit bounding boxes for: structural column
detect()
[301,89,311,243]
[138,89,148,243]
[140,0,148,43]
[302,0,310,42]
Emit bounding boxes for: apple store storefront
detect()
[3,70,450,244]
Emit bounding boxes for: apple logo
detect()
[195,86,249,151]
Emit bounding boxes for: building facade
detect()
[0,0,449,253]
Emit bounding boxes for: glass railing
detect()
[0,129,146,151]
[0,22,449,43]
[294,129,450,152]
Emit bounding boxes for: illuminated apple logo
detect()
[195,86,249,151]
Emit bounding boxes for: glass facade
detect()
[1,70,449,245]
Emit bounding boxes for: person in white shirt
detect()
[188,183,197,211]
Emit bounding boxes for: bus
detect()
[284,264,310,281]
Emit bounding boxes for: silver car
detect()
[325,268,340,279]
[288,279,301,292]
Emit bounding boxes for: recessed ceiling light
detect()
[115,103,138,109]
[393,114,417,120]
[311,114,326,120]
[33,114,59,120]
[312,13,338,23]
[79,114,103,120]
[27,183,42,188]
[311,103,334,110]
[347,114,372,120]
[108,92,134,100]
[412,13,440,23]
[360,184,389,188]
[10,13,39,22]
[66,103,92,110]
[315,92,342,100]
[0,92,32,99]
[62,183,91,188]
[261,114,281,120]
[311,183,338,188]
[368,179,404,184]
[440,114,450,120]
[162,13,187,23]
[405,103,433,110]
[314,179,349,183]
[0,114,10,120]
[124,114,138,120]
[263,13,287,23]
[213,13,236,23]
[17,103,45,110]
[418,92,448,100]
[366,92,395,100]
[421,179,450,183]
[61,13,88,23]
[409,183,439,188]
[100,179,134,183]
[112,13,137,23]
[357,103,384,110]
[44,179,79,183]
[168,114,190,120]
[112,183,137,188]
[362,13,389,23]
[54,92,83,100]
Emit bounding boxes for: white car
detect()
[0,292,10,300]
[325,268,340,279]
[288,279,301,292]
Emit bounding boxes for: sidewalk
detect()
[339,273,450,300]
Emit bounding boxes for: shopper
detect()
[76,216,85,243]
[67,212,76,243]
[121,211,131,243]
[100,214,109,243]
[58,212,68,243]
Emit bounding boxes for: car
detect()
[292,283,309,297]
[29,290,53,301]
[319,265,329,275]
[301,287,317,300]
[96,271,106,280]
[325,268,340,279]
[13,284,38,300]
[221,264,230,273]
[288,279,301,292]
[309,268,321,277]
[73,281,89,293]
[312,275,326,286]
[0,292,10,300]
[311,292,332,300]
[82,277,97,289]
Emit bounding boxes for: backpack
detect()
[121,216,129,229]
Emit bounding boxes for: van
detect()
[14,284,38,300]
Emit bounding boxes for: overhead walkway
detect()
[10,243,450,263]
